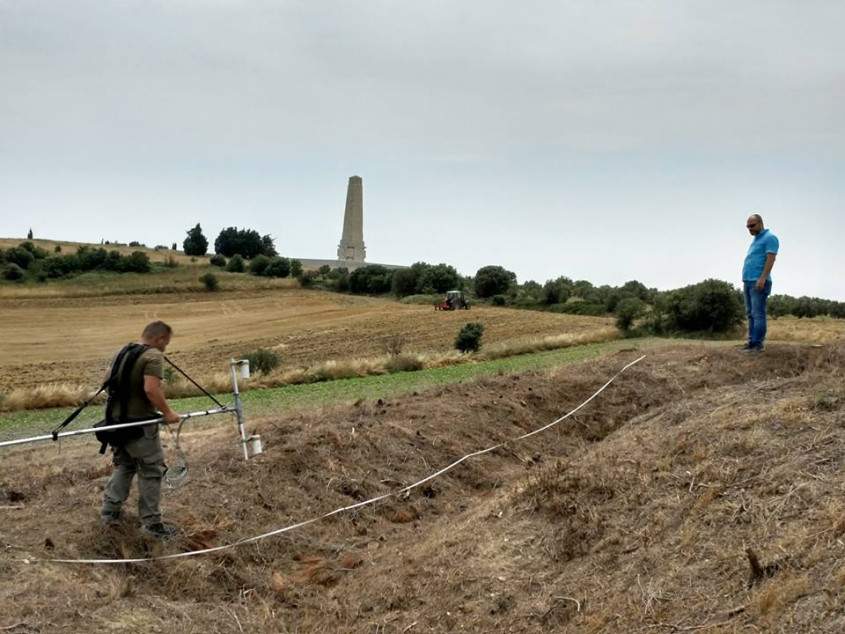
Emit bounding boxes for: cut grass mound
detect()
[0,342,842,633]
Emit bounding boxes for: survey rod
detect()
[0,407,232,449]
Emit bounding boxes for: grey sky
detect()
[2,1,843,300]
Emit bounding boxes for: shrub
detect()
[664,279,744,334]
[245,348,279,374]
[290,259,302,277]
[210,254,226,267]
[331,267,350,292]
[18,241,49,258]
[199,272,220,292]
[264,256,291,278]
[3,263,25,281]
[164,256,178,268]
[4,247,34,270]
[226,254,245,273]
[54,245,62,253]
[297,271,317,288]
[455,322,485,353]
[128,241,143,247]
[491,295,507,306]
[248,254,271,275]
[121,251,152,273]
[548,302,607,316]
[615,297,646,334]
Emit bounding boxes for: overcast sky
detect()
[1,1,842,300]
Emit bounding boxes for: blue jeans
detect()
[743,280,772,347]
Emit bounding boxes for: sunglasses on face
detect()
[747,223,758,228]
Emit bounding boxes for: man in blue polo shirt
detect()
[741,214,779,353]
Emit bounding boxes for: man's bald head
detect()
[746,214,764,236]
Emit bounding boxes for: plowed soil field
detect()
[0,289,613,393]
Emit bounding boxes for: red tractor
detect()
[435,290,470,310]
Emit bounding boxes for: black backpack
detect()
[94,343,151,454]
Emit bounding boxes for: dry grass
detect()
[768,314,845,343]
[0,288,615,410]
[1,343,844,632]
[0,330,623,411]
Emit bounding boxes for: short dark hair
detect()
[142,320,173,339]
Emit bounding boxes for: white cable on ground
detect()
[39,354,646,565]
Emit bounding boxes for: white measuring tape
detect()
[38,355,646,565]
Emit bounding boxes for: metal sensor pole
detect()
[230,358,250,460]
[0,407,232,449]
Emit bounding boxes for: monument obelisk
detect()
[337,175,366,262]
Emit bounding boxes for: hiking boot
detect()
[140,522,178,539]
[743,344,764,354]
[738,342,753,351]
[100,511,121,526]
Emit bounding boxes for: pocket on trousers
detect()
[137,455,167,479]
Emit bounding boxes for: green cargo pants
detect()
[100,425,167,525]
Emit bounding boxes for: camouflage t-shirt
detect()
[107,346,164,421]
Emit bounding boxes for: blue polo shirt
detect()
[742,228,779,282]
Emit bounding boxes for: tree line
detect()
[4,225,843,332]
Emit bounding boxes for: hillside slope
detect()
[1,342,843,633]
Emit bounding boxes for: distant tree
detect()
[571,279,596,300]
[350,265,394,294]
[215,227,274,259]
[209,254,226,267]
[261,234,277,257]
[171,243,177,250]
[391,267,420,298]
[421,263,461,294]
[542,276,573,305]
[473,265,515,298]
[27,228,33,239]
[665,279,743,333]
[615,297,647,334]
[331,267,350,292]
[621,280,652,303]
[183,223,209,256]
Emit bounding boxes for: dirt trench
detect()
[0,342,842,633]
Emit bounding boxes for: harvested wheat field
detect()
[1,342,844,633]
[0,288,614,404]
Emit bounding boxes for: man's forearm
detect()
[758,254,776,282]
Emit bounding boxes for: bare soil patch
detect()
[1,342,843,632]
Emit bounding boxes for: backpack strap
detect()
[108,343,151,424]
